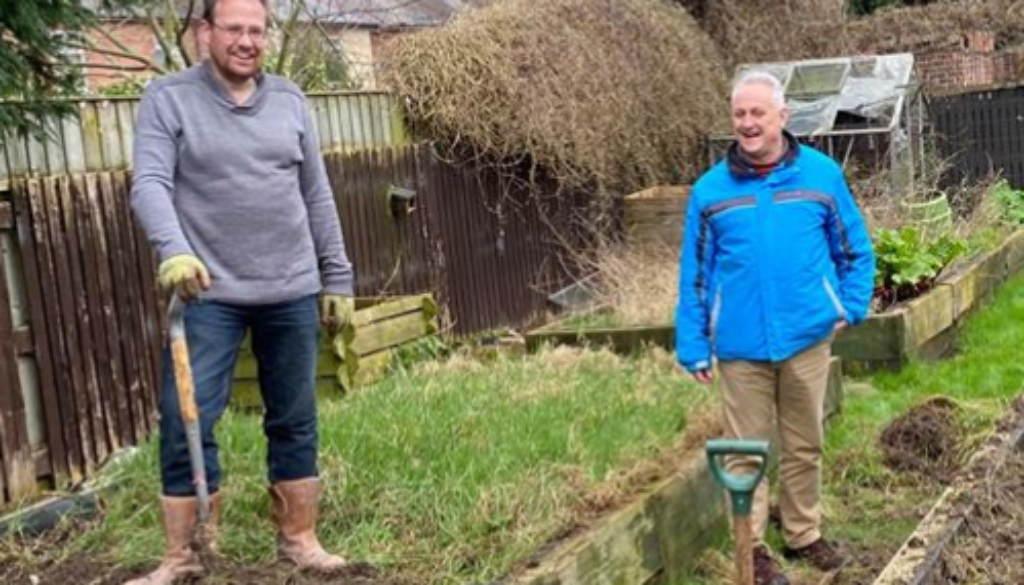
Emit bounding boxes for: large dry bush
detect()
[704,0,1024,67]
[380,0,728,196]
[702,0,846,65]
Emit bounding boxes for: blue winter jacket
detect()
[675,134,875,372]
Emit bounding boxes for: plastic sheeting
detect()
[732,53,916,135]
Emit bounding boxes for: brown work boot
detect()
[122,494,219,585]
[784,537,850,571]
[270,478,347,573]
[754,545,791,585]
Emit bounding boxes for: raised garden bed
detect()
[870,394,1024,585]
[527,230,1024,375]
[834,229,1024,373]
[499,357,844,584]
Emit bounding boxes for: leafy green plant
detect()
[873,226,967,308]
[991,179,1024,224]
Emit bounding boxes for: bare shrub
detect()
[702,0,846,65]
[700,0,1024,68]
[380,0,729,197]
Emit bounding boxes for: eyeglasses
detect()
[211,22,267,43]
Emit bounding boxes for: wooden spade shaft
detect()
[733,513,754,585]
[168,295,211,524]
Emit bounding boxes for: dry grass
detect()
[584,242,679,326]
[380,0,728,196]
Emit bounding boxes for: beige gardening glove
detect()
[158,254,211,302]
[320,294,354,332]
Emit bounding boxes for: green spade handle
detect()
[706,439,770,517]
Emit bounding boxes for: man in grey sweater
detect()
[127,0,353,582]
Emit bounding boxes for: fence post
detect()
[0,184,42,505]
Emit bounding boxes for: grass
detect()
[62,345,712,584]
[687,271,1024,584]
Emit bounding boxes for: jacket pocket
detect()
[822,276,847,321]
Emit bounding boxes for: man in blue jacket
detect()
[676,71,875,585]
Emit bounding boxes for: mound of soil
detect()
[879,397,963,482]
[939,446,1024,584]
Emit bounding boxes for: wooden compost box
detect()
[623,185,691,250]
[333,294,439,390]
[232,294,438,408]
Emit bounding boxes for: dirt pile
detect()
[879,396,963,483]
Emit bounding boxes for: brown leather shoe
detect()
[784,537,850,571]
[122,493,220,585]
[270,478,347,573]
[754,545,791,585]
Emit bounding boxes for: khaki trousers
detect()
[718,338,832,549]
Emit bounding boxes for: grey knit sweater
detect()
[130,62,353,304]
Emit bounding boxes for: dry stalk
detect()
[586,241,679,326]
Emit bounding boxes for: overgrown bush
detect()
[991,179,1024,224]
[380,0,728,197]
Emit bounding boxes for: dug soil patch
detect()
[937,420,1024,583]
[0,519,410,585]
[879,396,963,482]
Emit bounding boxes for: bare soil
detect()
[936,401,1024,584]
[829,397,967,585]
[878,396,963,483]
[0,519,410,585]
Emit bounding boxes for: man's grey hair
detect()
[731,70,786,108]
[204,0,270,22]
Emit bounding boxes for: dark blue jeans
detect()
[159,295,320,496]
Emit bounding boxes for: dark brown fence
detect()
[3,173,163,501]
[0,144,590,505]
[328,144,588,334]
[931,85,1024,188]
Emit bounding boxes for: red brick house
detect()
[80,0,480,92]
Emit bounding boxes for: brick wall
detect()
[913,30,1024,95]
[85,21,201,91]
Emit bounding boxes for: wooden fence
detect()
[329,144,588,334]
[0,144,592,506]
[932,85,1024,188]
[0,92,405,183]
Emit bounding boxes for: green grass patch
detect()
[688,273,1024,584]
[71,345,710,584]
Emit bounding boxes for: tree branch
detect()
[175,0,196,67]
[148,4,180,70]
[274,0,305,75]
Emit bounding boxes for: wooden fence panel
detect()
[328,144,589,335]
[0,199,35,504]
[932,86,1024,188]
[7,173,160,493]
[2,92,406,184]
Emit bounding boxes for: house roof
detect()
[291,0,480,29]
